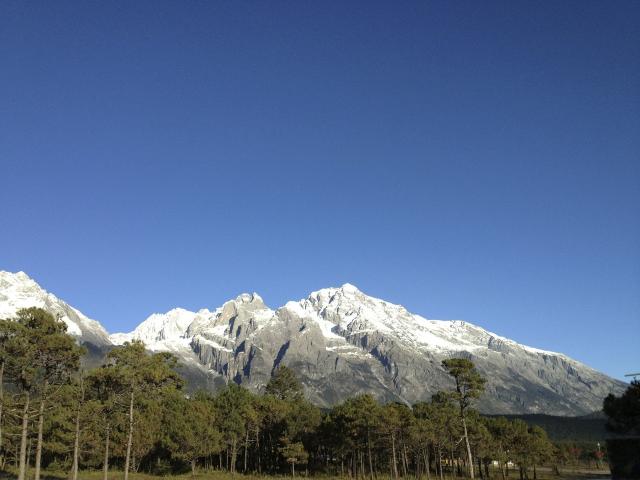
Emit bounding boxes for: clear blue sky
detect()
[1,1,638,380]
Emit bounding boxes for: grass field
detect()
[0,467,612,480]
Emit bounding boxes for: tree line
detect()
[1,308,569,479]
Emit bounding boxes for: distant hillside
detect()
[486,412,609,442]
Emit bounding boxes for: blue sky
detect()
[1,1,638,380]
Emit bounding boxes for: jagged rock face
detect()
[112,283,625,415]
[0,271,626,415]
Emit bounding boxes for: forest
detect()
[0,308,608,480]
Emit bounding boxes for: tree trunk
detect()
[461,415,474,479]
[34,382,48,480]
[449,445,454,480]
[70,378,84,480]
[292,461,295,477]
[256,426,261,474]
[424,447,432,480]
[70,404,81,480]
[124,388,135,480]
[191,459,196,477]
[231,437,237,473]
[0,360,4,456]
[102,423,110,480]
[352,450,356,478]
[18,391,30,480]
[391,433,399,480]
[402,443,409,477]
[26,438,32,475]
[244,429,249,472]
[401,443,408,477]
[367,429,374,480]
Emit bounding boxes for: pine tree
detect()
[413,402,438,480]
[86,363,126,480]
[0,317,11,467]
[266,366,304,401]
[603,380,640,436]
[442,358,486,479]
[346,395,380,480]
[163,391,221,476]
[526,426,553,480]
[1,308,83,480]
[279,440,308,477]
[214,383,255,473]
[106,341,183,480]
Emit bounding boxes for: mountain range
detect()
[0,270,625,415]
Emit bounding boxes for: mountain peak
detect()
[1,270,35,286]
[111,307,197,346]
[0,270,111,346]
[235,292,264,305]
[307,283,364,301]
[340,283,360,293]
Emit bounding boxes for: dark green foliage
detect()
[442,357,487,479]
[442,358,486,408]
[486,413,610,442]
[604,380,640,436]
[603,381,640,479]
[0,314,603,479]
[265,365,304,401]
[0,308,84,480]
[279,440,308,476]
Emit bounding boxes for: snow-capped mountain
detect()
[0,271,626,414]
[0,271,111,347]
[109,282,625,414]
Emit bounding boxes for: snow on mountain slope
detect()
[0,271,626,414]
[0,271,111,347]
[108,282,625,414]
[110,308,198,347]
[302,284,561,356]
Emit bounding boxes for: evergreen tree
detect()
[0,317,11,467]
[442,358,486,479]
[329,394,381,479]
[603,380,640,436]
[526,426,554,479]
[164,391,221,475]
[86,363,126,480]
[381,402,415,479]
[214,383,255,473]
[413,402,435,480]
[279,440,308,477]
[484,416,515,480]
[107,341,183,480]
[266,366,304,401]
[1,308,83,480]
[263,365,320,474]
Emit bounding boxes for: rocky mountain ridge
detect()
[0,270,626,414]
